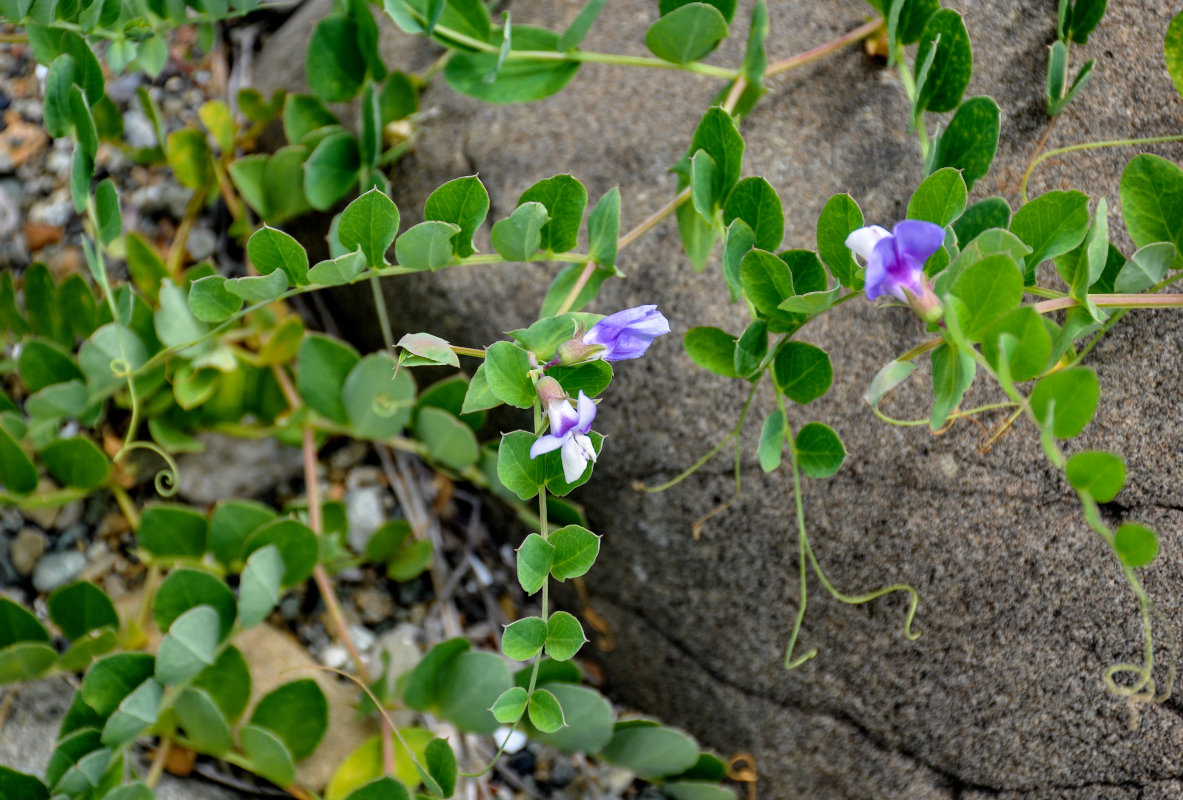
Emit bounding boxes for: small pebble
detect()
[321,644,349,670]
[32,550,87,593]
[186,226,217,261]
[498,729,530,758]
[122,109,157,149]
[345,485,386,553]
[55,501,84,531]
[10,528,47,576]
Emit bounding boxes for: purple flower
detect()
[530,390,598,483]
[845,220,945,302]
[583,305,670,361]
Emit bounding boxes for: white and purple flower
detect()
[845,220,945,302]
[554,305,670,366]
[529,382,598,483]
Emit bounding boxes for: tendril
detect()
[114,441,181,497]
[370,393,404,419]
[108,357,132,378]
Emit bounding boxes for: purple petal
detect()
[575,391,596,432]
[530,434,567,459]
[583,305,670,361]
[891,220,945,263]
[864,236,896,300]
[545,399,580,438]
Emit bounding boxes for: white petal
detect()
[844,225,891,263]
[573,433,597,463]
[561,438,590,483]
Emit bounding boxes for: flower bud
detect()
[905,278,944,324]
[553,338,605,367]
[535,376,568,408]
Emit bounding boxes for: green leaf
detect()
[308,15,366,102]
[305,131,361,211]
[0,598,49,648]
[741,0,768,84]
[497,431,546,501]
[240,724,296,787]
[101,677,162,747]
[929,343,975,429]
[243,518,319,588]
[423,738,457,798]
[339,189,400,267]
[18,339,80,393]
[794,422,846,479]
[1066,450,1125,503]
[435,651,511,733]
[1114,523,1158,568]
[225,268,288,304]
[772,342,832,404]
[415,407,479,471]
[251,679,328,760]
[165,128,213,191]
[690,149,718,220]
[548,360,613,398]
[1066,0,1107,43]
[558,0,607,49]
[540,264,613,316]
[343,777,412,800]
[816,193,863,290]
[645,3,728,65]
[601,724,698,779]
[40,437,109,489]
[1010,190,1091,282]
[424,176,488,259]
[932,96,999,191]
[248,226,309,286]
[298,334,360,423]
[908,167,966,227]
[154,569,238,641]
[175,687,233,755]
[584,187,621,270]
[282,93,338,145]
[308,250,367,286]
[690,106,744,202]
[914,9,972,114]
[155,605,220,685]
[491,686,529,723]
[516,533,555,595]
[758,406,786,472]
[545,611,586,661]
[528,687,566,733]
[1166,10,1183,99]
[397,332,460,367]
[44,53,75,138]
[80,652,155,716]
[94,178,122,245]
[395,221,461,271]
[740,249,794,321]
[139,504,208,559]
[733,319,767,379]
[723,177,783,252]
[1120,154,1183,271]
[0,641,55,683]
[664,782,737,800]
[952,197,1012,247]
[509,316,579,362]
[445,26,579,104]
[676,197,718,272]
[980,306,1052,383]
[519,174,588,254]
[238,545,283,628]
[660,0,735,21]
[208,500,276,570]
[48,582,118,641]
[1029,367,1099,438]
[344,353,416,440]
[949,254,1024,340]
[548,525,600,581]
[684,327,738,378]
[502,616,547,661]
[1113,242,1176,293]
[483,341,535,408]
[491,201,549,262]
[188,276,243,322]
[404,638,470,710]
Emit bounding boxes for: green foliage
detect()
[1114,523,1158,568]
[646,3,729,65]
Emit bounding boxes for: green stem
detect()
[1021,133,1183,202]
[784,421,817,669]
[1034,293,1183,314]
[369,274,395,351]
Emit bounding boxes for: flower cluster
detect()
[531,306,670,479]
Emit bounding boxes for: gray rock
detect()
[345,484,386,552]
[175,432,304,504]
[254,1,1183,798]
[122,108,157,149]
[10,528,47,577]
[31,550,86,593]
[186,226,218,261]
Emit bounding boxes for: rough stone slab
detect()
[254,1,1183,797]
